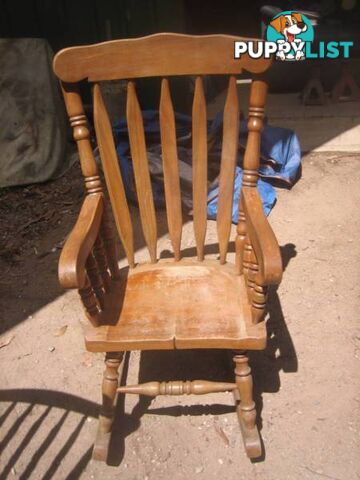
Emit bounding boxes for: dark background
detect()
[0,0,358,52]
[0,0,359,101]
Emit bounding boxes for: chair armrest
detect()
[59,193,104,289]
[241,187,283,286]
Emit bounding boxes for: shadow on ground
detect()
[0,389,99,479]
[0,243,298,472]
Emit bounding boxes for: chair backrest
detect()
[53,33,272,267]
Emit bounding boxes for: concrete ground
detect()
[1,153,360,479]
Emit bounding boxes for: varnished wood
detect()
[246,242,257,298]
[93,235,111,292]
[79,276,100,327]
[126,81,157,263]
[84,259,266,352]
[243,239,252,289]
[54,34,283,463]
[86,253,105,310]
[241,188,282,286]
[251,283,267,324]
[53,33,271,83]
[244,244,267,323]
[159,78,182,260]
[233,352,261,458]
[61,82,102,195]
[235,199,247,274]
[58,194,104,289]
[242,79,267,188]
[117,380,236,396]
[192,76,207,261]
[93,352,124,461]
[217,76,239,264]
[100,208,120,279]
[239,80,282,314]
[60,81,121,300]
[93,83,134,267]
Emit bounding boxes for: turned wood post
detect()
[248,243,267,323]
[236,200,247,274]
[79,276,100,326]
[242,79,267,188]
[236,80,267,274]
[233,351,256,432]
[61,82,120,291]
[99,352,124,435]
[93,235,112,292]
[242,236,251,285]
[251,282,267,324]
[85,253,105,309]
[93,351,124,461]
[244,237,267,323]
[246,240,257,294]
[237,80,268,322]
[117,380,236,396]
[61,82,102,196]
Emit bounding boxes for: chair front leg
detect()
[93,351,124,461]
[233,351,261,458]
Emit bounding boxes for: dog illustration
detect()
[270,12,308,60]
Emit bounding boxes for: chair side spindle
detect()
[85,252,105,309]
[93,235,111,292]
[93,83,135,268]
[79,276,101,327]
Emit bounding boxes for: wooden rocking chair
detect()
[53,33,282,462]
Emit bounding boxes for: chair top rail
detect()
[53,32,271,83]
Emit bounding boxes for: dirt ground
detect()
[0,152,359,480]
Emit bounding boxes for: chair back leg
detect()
[93,352,124,462]
[233,351,262,458]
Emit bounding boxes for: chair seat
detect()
[85,259,266,352]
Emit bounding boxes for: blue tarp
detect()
[112,110,301,223]
[209,111,301,186]
[207,167,277,222]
